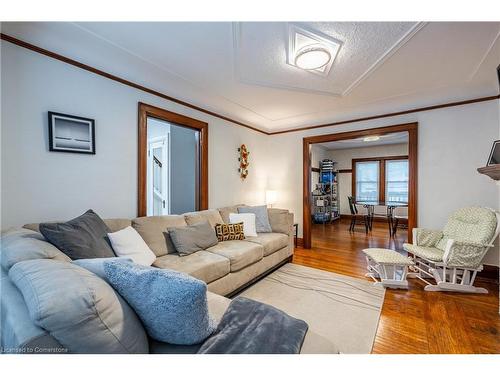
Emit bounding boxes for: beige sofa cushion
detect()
[153,251,230,284]
[132,215,187,256]
[9,259,148,353]
[268,209,291,235]
[205,241,264,272]
[245,233,289,256]
[184,209,224,228]
[206,291,231,321]
[218,204,246,224]
[104,219,133,233]
[1,229,71,271]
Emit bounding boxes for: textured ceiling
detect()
[235,22,422,97]
[2,22,499,132]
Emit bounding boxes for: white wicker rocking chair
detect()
[403,207,499,294]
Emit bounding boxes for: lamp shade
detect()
[265,190,278,206]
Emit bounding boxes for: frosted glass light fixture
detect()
[294,44,332,71]
[287,24,342,76]
[266,190,278,207]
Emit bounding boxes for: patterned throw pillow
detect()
[214,223,245,241]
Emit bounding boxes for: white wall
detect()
[147,118,170,139]
[328,143,409,215]
[1,41,270,228]
[267,100,499,266]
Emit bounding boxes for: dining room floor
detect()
[293,218,500,354]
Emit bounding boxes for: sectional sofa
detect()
[1,205,339,353]
[22,205,294,296]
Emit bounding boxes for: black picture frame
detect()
[487,140,500,166]
[48,111,95,154]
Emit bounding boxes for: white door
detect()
[147,135,170,216]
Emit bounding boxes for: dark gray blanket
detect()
[197,297,308,354]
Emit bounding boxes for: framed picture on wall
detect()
[48,112,95,154]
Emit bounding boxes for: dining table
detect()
[354,200,408,236]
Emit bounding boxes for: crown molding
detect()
[0,32,270,135]
[270,94,500,135]
[2,32,498,137]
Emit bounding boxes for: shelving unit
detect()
[312,159,340,223]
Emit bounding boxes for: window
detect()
[353,156,408,203]
[385,160,409,202]
[355,161,379,202]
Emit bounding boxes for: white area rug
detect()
[238,263,385,353]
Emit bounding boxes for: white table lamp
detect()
[266,190,278,208]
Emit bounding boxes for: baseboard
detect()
[340,214,408,225]
[478,264,499,283]
[296,237,304,248]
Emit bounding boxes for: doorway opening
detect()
[138,103,208,217]
[302,122,418,249]
[147,122,170,216]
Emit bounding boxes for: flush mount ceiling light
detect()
[294,44,332,71]
[287,24,342,76]
[363,136,381,142]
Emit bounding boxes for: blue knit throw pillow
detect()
[104,260,216,345]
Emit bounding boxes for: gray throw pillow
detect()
[238,205,272,233]
[9,259,149,353]
[39,209,115,260]
[104,260,216,345]
[166,221,218,256]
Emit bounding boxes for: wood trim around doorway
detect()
[303,122,418,248]
[138,102,208,217]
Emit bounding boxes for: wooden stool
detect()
[362,248,414,289]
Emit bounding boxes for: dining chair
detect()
[369,207,387,233]
[391,206,408,236]
[347,196,369,234]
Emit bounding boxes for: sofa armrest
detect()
[268,208,294,236]
[442,239,490,269]
[412,228,443,247]
[1,267,66,353]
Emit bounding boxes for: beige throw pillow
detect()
[107,226,156,266]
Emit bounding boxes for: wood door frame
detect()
[138,102,208,217]
[303,122,418,248]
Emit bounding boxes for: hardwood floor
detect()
[292,219,500,354]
